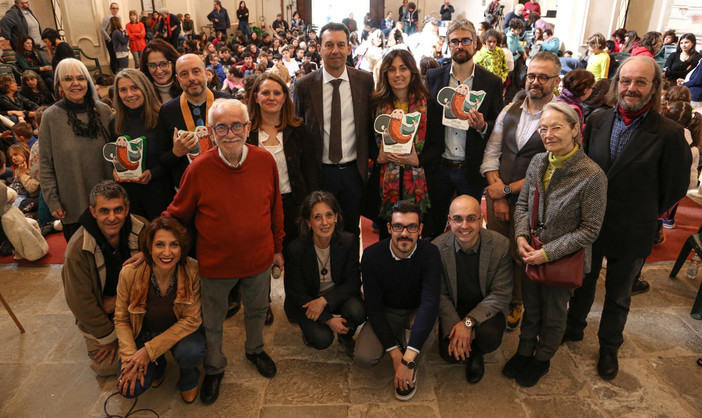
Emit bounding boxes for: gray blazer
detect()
[514,147,607,273]
[433,228,513,338]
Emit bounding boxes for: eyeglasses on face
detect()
[538,125,568,136]
[449,215,480,224]
[618,78,651,88]
[525,73,559,84]
[390,223,420,233]
[212,122,248,136]
[147,61,171,70]
[449,38,473,47]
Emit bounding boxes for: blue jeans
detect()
[118,329,205,398]
[239,21,252,39]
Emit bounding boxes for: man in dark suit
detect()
[294,22,375,236]
[157,53,232,187]
[479,52,561,332]
[433,195,512,384]
[425,18,503,239]
[563,56,691,380]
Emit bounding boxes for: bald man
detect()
[432,195,512,384]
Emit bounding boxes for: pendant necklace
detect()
[316,249,330,276]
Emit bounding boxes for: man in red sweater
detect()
[165,98,284,405]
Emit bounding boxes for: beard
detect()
[451,48,473,64]
[617,89,654,112]
[527,83,550,100]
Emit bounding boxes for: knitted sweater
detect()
[361,238,441,351]
[39,101,112,224]
[165,145,284,279]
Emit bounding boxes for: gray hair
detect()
[159,8,169,14]
[208,98,249,125]
[89,180,129,207]
[53,58,100,103]
[447,19,477,41]
[542,102,581,142]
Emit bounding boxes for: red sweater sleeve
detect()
[164,163,199,225]
[270,161,285,254]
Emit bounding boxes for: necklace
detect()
[315,247,330,276]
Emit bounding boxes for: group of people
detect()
[0,0,696,408]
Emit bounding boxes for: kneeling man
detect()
[433,195,512,383]
[354,201,441,401]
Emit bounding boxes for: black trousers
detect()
[320,164,363,237]
[105,40,118,74]
[566,246,644,350]
[439,311,506,363]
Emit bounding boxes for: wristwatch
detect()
[463,316,475,329]
[503,184,512,197]
[401,358,417,369]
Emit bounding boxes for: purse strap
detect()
[530,186,540,232]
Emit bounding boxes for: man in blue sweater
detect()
[354,201,441,401]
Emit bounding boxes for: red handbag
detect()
[524,187,585,289]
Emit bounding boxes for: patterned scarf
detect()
[375,96,430,217]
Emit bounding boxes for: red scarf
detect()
[617,101,652,126]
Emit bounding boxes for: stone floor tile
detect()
[513,348,588,397]
[349,403,439,418]
[0,363,32,408]
[647,355,702,413]
[263,360,349,405]
[262,405,349,418]
[0,313,76,363]
[521,397,607,418]
[625,310,702,355]
[349,356,437,404]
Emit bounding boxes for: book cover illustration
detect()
[373,109,422,154]
[102,135,145,180]
[178,126,214,163]
[437,83,486,130]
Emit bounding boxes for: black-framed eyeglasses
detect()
[390,223,420,233]
[147,61,171,70]
[525,73,559,84]
[212,122,248,136]
[449,215,480,224]
[449,38,474,47]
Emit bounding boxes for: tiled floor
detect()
[1,262,701,417]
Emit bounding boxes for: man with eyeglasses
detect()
[355,200,441,401]
[563,56,690,381]
[165,98,284,404]
[100,2,120,73]
[157,53,232,187]
[480,51,560,332]
[424,19,503,239]
[0,0,42,50]
[432,195,512,384]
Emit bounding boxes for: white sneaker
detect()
[395,368,418,401]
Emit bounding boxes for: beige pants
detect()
[84,336,120,377]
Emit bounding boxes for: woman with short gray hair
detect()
[502,101,607,387]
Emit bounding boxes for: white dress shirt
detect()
[322,66,357,164]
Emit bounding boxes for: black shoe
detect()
[502,353,533,378]
[466,351,484,384]
[246,350,277,378]
[597,347,618,380]
[338,333,355,359]
[226,301,240,319]
[561,328,584,344]
[200,372,224,405]
[515,358,550,387]
[631,278,650,295]
[395,368,418,401]
[265,307,274,325]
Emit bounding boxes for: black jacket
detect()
[0,5,41,50]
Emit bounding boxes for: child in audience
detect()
[7,143,39,214]
[11,122,36,149]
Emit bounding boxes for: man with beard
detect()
[479,52,561,332]
[157,54,232,187]
[354,200,441,401]
[562,56,690,380]
[425,19,503,238]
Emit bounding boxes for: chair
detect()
[0,63,15,78]
[71,47,105,84]
[0,291,25,333]
[611,52,630,63]
[669,224,702,318]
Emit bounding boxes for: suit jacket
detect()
[247,124,320,205]
[283,231,362,324]
[293,66,376,181]
[433,228,512,338]
[584,109,691,258]
[425,64,504,187]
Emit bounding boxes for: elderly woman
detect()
[502,102,607,387]
[111,69,175,220]
[115,215,205,403]
[20,70,56,106]
[0,75,38,124]
[284,191,365,356]
[139,39,182,102]
[39,58,112,241]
